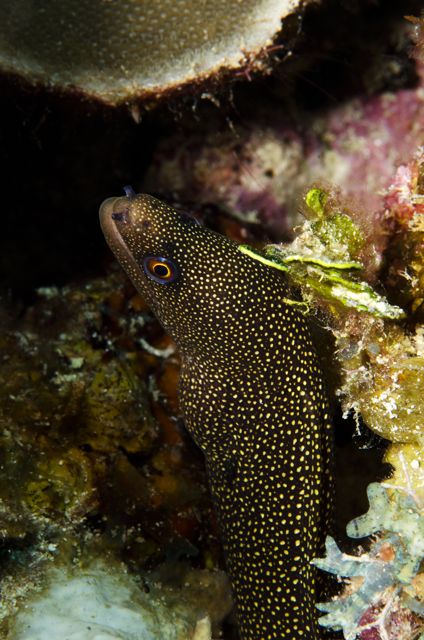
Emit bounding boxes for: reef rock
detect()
[0,0,311,105]
[7,560,230,640]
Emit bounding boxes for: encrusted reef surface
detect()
[302,158,424,639]
[0,273,232,637]
[1,2,424,639]
[0,0,311,106]
[144,46,424,239]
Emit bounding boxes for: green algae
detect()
[239,186,405,321]
[305,187,366,259]
[304,187,329,217]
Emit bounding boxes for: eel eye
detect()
[142,256,179,284]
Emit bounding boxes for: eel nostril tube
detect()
[123,185,136,199]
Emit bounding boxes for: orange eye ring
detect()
[143,256,179,284]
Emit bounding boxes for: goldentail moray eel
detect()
[99,191,333,639]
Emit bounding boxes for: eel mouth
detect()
[99,194,142,279]
[99,195,129,249]
[99,195,130,232]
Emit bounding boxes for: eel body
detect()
[99,193,332,639]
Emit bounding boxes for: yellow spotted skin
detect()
[99,193,333,640]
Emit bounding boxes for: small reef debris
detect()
[313,476,424,640]
[0,0,312,106]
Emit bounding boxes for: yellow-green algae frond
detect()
[239,187,405,321]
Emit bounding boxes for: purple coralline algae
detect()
[144,55,424,237]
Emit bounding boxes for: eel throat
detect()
[99,192,333,640]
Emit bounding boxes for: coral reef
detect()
[383,149,424,319]
[314,475,424,640]
[144,28,424,235]
[240,146,424,640]
[408,14,424,66]
[336,151,424,445]
[280,151,424,640]
[0,274,231,636]
[8,559,229,640]
[242,150,424,445]
[0,0,310,106]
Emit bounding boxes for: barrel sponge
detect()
[0,0,309,105]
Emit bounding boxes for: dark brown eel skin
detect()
[100,192,333,640]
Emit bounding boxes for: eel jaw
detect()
[99,195,142,284]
